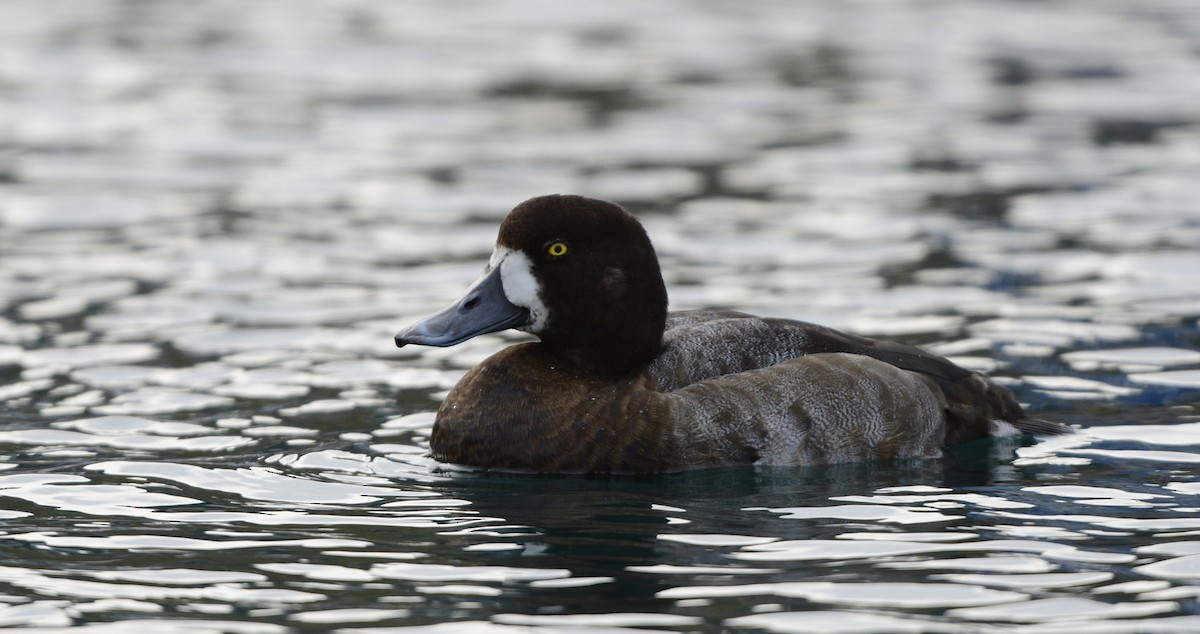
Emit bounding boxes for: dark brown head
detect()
[396,194,668,375]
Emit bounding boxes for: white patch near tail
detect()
[989,419,1020,437]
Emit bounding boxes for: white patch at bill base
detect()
[494,247,549,332]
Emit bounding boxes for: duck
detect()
[395,194,1066,473]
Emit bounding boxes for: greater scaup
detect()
[396,194,1066,473]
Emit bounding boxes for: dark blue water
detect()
[2,0,1200,631]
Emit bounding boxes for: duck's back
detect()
[642,310,1047,466]
[649,310,973,390]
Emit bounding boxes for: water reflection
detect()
[6,433,1200,629]
[2,0,1200,630]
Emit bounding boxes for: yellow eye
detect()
[547,241,569,257]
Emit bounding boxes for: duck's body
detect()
[397,195,1065,474]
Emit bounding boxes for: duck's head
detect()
[395,194,668,374]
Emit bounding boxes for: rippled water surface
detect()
[2,0,1200,631]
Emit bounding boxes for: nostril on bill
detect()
[462,297,480,310]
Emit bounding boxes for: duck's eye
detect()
[546,241,569,257]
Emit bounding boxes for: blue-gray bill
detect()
[395,265,530,348]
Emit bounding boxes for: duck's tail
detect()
[1010,415,1073,436]
[943,373,1072,447]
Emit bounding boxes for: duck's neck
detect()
[551,331,663,377]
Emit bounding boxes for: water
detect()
[1,0,1200,630]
